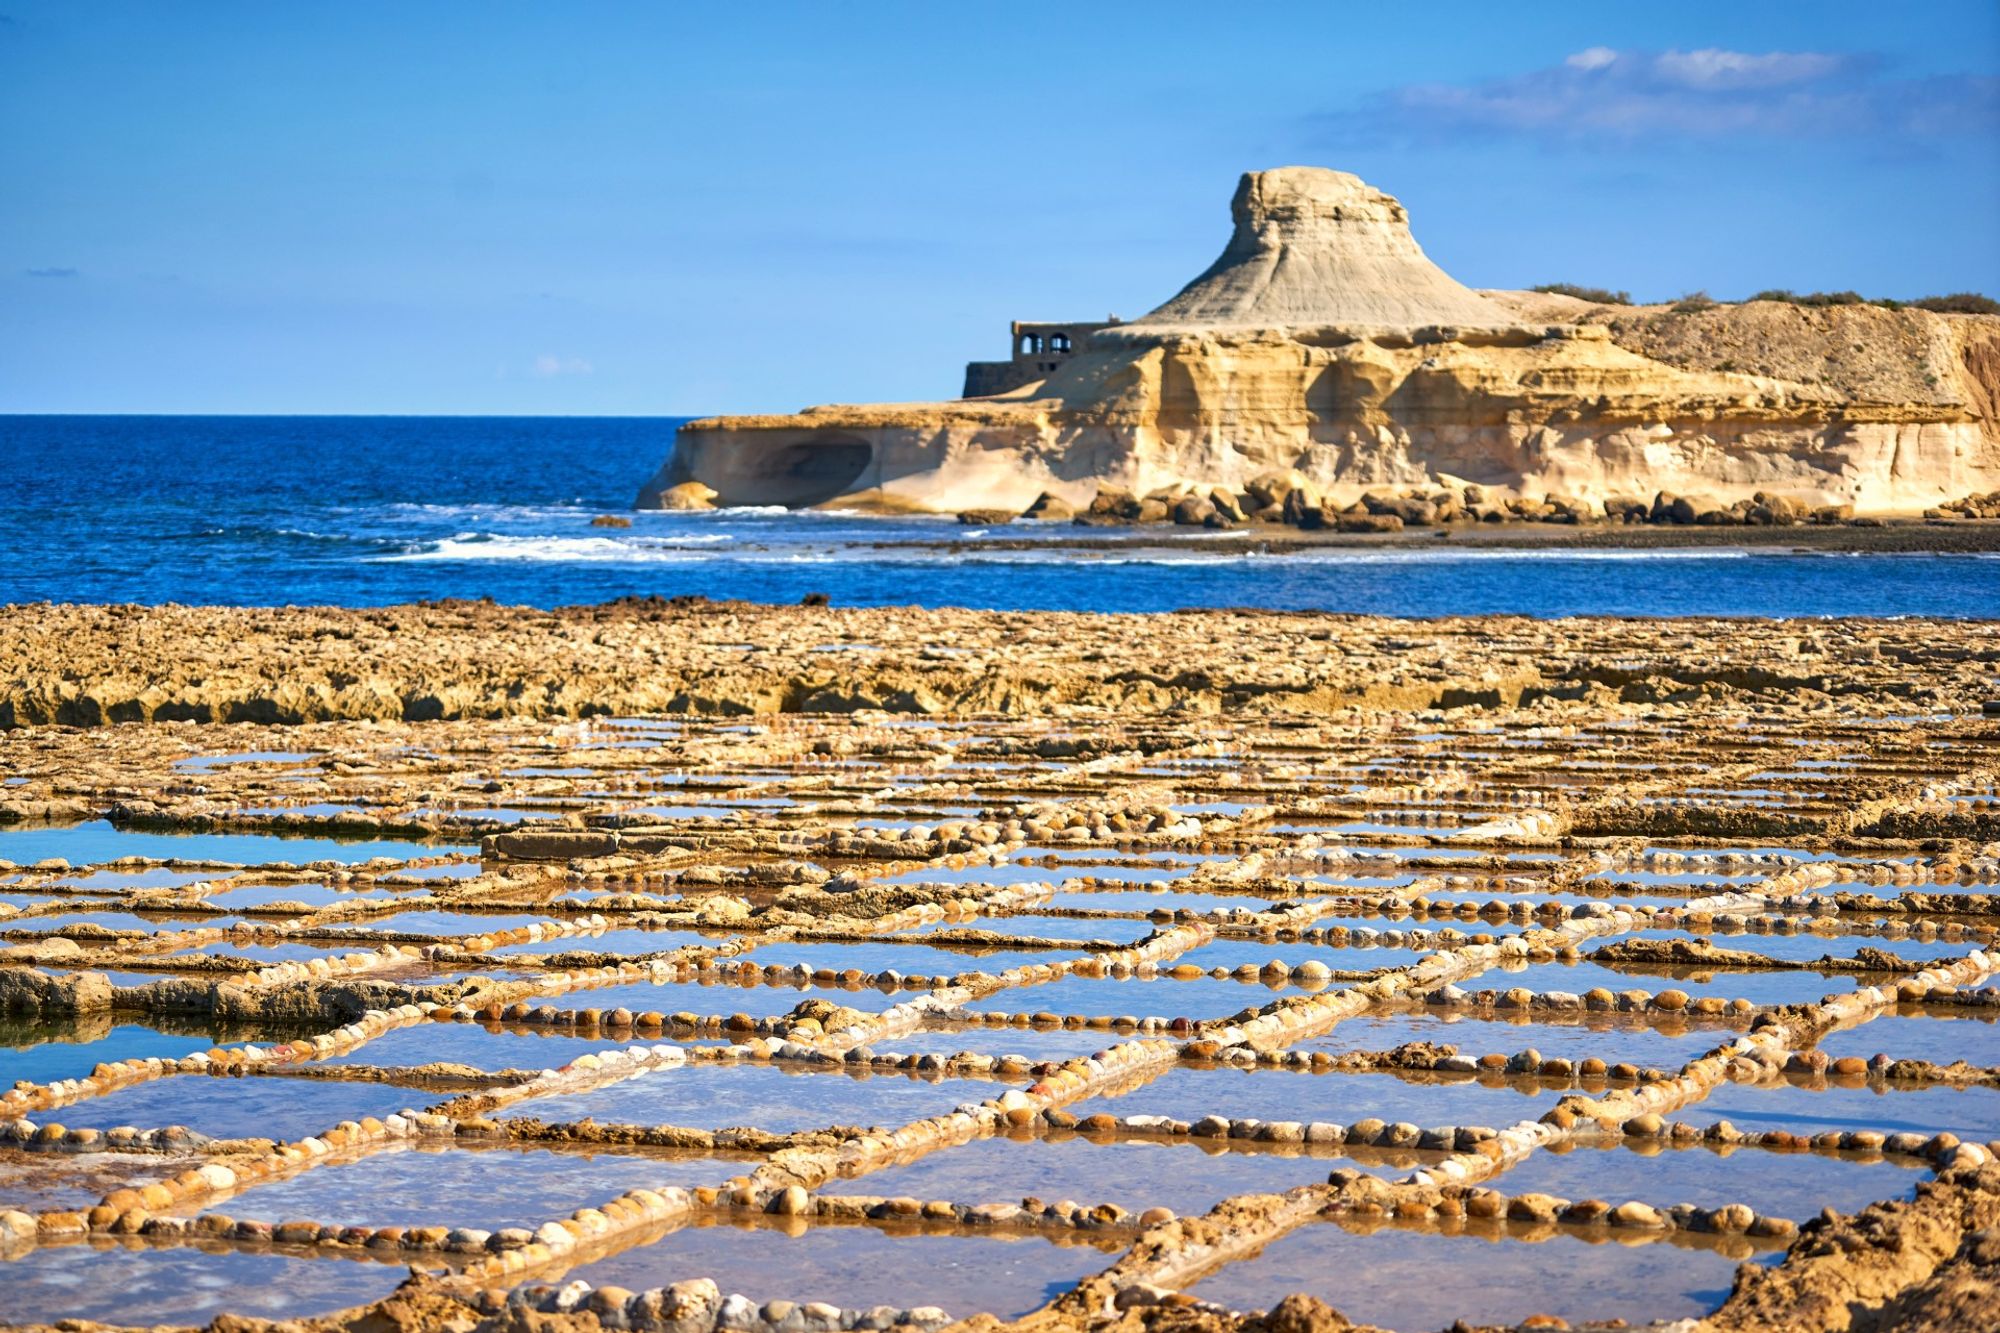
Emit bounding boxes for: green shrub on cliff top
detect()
[1909,293,2000,315]
[1743,290,1997,315]
[1530,282,1631,305]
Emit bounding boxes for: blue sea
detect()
[3,415,1993,616]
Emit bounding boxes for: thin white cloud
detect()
[1650,47,1844,90]
[1317,47,1997,146]
[531,354,593,378]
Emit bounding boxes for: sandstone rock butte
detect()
[640,166,2000,516]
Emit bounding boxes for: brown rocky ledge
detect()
[2,599,1996,731]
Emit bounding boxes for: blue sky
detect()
[3,2,1996,415]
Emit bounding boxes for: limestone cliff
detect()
[641,167,2000,515]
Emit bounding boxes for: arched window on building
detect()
[1049,332,1072,354]
[1017,334,1044,357]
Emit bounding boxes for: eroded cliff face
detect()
[641,168,2000,515]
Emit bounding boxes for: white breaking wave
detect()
[374,533,736,563]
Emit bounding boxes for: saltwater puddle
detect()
[1694,1080,2000,1141]
[1479,960,1868,1006]
[196,1142,755,1228]
[876,865,1066,888]
[8,911,245,935]
[175,751,318,771]
[507,1064,1013,1133]
[1171,939,1435,974]
[173,940,359,964]
[1282,1011,1728,1069]
[888,1024,1141,1061]
[1813,1011,2000,1066]
[52,868,222,890]
[543,979,911,1017]
[322,1023,723,1070]
[1283,874,1422,891]
[494,927,744,957]
[740,940,1063,976]
[339,910,559,936]
[0,821,473,866]
[1041,887,1278,914]
[967,975,1304,1019]
[904,914,1155,944]
[203,883,385,909]
[0,1018,251,1086]
[45,1076,440,1142]
[1073,1065,1566,1127]
[1186,1220,1758,1325]
[378,863,485,882]
[1,1240,440,1326]
[1426,888,1721,911]
[846,1135,1438,1218]
[0,1147,191,1214]
[1495,1140,1927,1219]
[1310,912,1533,937]
[1584,870,1764,889]
[540,1214,1124,1320]
[1617,927,1975,965]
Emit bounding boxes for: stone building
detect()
[962,319,1119,397]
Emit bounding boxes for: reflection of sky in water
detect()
[1190,1220,1760,1327]
[0,821,472,866]
[3,1243,431,1326]
[1696,1081,2000,1141]
[51,1078,440,1141]
[1496,1140,1924,1219]
[547,1216,1123,1320]
[510,1064,1009,1134]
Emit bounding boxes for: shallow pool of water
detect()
[1187,1219,1759,1325]
[1041,887,1278,914]
[541,1215,1124,1320]
[508,1064,1011,1134]
[1618,928,1974,966]
[1694,1080,2000,1142]
[202,882,380,909]
[0,1018,247,1086]
[1172,939,1434,974]
[53,868,222,890]
[1494,1139,1926,1219]
[903,915,1154,945]
[1282,1011,1728,1069]
[889,1024,1141,1062]
[1812,1012,2000,1066]
[846,1135,1430,1218]
[44,1075,440,1142]
[547,979,910,1018]
[1481,960,1867,1007]
[740,940,1060,976]
[0,1146,192,1214]
[0,821,474,867]
[322,1023,716,1071]
[1,1240,440,1325]
[968,975,1307,1020]
[7,910,245,935]
[199,1142,755,1228]
[1072,1064,1566,1128]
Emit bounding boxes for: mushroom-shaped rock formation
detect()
[640,168,2000,516]
[1133,167,1510,332]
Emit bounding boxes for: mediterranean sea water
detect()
[4,415,1994,616]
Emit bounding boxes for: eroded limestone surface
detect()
[1,604,1998,1332]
